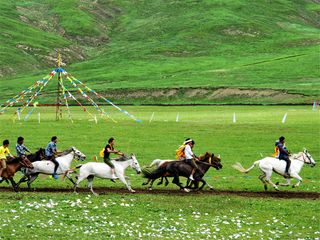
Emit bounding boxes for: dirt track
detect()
[0,187,319,199]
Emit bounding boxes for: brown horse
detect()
[142,152,222,192]
[0,156,34,192]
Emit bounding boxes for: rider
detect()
[0,140,14,181]
[104,137,124,179]
[276,136,291,177]
[16,136,31,161]
[183,139,199,181]
[45,136,59,179]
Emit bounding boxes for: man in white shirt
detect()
[184,139,199,181]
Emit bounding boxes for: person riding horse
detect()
[104,137,124,180]
[183,139,200,181]
[45,136,59,179]
[16,136,31,162]
[275,136,291,177]
[0,139,14,181]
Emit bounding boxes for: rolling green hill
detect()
[0,0,319,104]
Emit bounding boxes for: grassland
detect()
[1,0,319,104]
[0,106,319,238]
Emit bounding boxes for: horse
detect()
[17,147,86,189]
[142,159,174,187]
[232,148,316,191]
[0,156,34,192]
[143,152,222,192]
[73,154,141,196]
[25,148,46,162]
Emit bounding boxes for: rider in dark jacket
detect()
[276,136,291,177]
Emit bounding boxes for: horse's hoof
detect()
[275,188,280,191]
[292,185,296,188]
[275,182,279,185]
[183,188,190,193]
[73,191,79,195]
[148,188,152,191]
[157,182,162,186]
[130,189,136,193]
[93,192,99,197]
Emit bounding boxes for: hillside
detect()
[0,0,319,104]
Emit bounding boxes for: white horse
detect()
[73,154,141,196]
[18,147,86,189]
[232,149,316,190]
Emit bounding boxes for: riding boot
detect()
[284,159,291,177]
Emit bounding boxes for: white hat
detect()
[184,139,193,145]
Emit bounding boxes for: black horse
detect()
[143,152,222,191]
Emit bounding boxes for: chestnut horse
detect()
[143,152,222,192]
[0,156,34,192]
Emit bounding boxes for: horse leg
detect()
[290,173,303,188]
[276,178,291,187]
[142,178,151,186]
[27,173,39,190]
[17,174,29,187]
[66,174,76,185]
[118,174,135,193]
[87,175,98,196]
[164,177,169,186]
[148,179,155,190]
[124,176,132,190]
[172,173,188,192]
[198,179,206,190]
[74,175,87,194]
[258,172,268,191]
[9,178,18,192]
[206,182,215,191]
[264,172,279,191]
[157,177,164,185]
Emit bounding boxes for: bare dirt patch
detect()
[0,187,319,199]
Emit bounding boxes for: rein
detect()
[198,157,215,167]
[292,152,312,164]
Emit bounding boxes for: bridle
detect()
[293,152,313,165]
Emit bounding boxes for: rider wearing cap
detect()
[184,139,199,181]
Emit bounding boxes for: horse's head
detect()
[129,154,141,174]
[210,153,223,170]
[20,157,34,169]
[71,147,86,161]
[200,152,222,170]
[303,148,316,167]
[36,148,46,160]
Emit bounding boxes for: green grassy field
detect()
[1,0,319,104]
[0,106,319,238]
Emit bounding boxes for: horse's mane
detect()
[59,148,73,156]
[198,152,212,161]
[113,155,130,162]
[6,157,21,164]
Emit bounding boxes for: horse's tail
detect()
[142,165,166,179]
[61,166,80,181]
[232,161,260,173]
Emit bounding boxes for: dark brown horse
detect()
[143,152,222,192]
[0,156,34,192]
